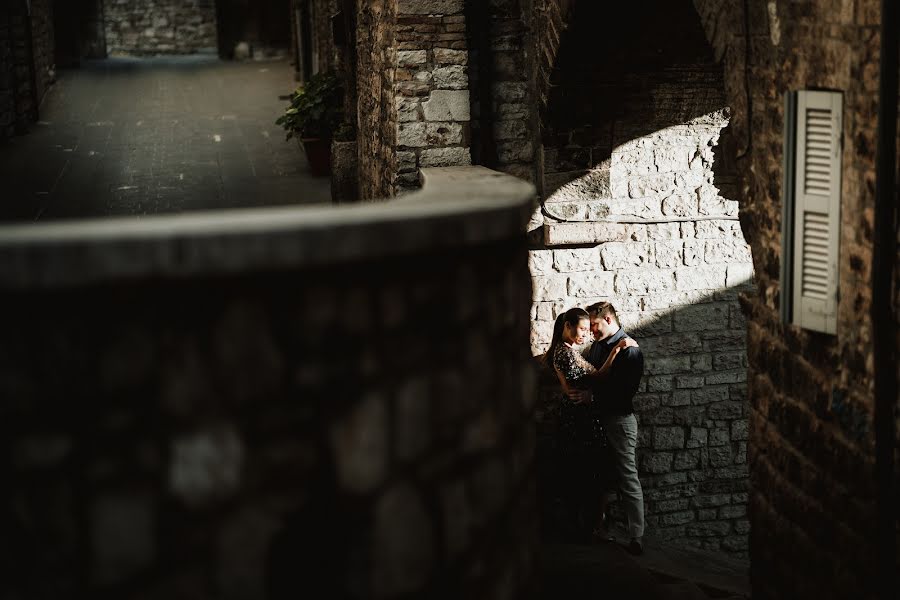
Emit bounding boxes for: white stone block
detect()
[422,90,470,121]
[553,247,601,272]
[614,269,676,294]
[655,241,684,268]
[527,249,554,275]
[726,263,755,287]
[606,198,664,219]
[532,274,567,301]
[600,242,654,270]
[628,173,676,198]
[645,222,681,240]
[567,272,615,297]
[705,240,753,264]
[675,266,728,291]
[654,147,691,172]
[543,222,627,246]
[695,219,742,239]
[661,192,698,217]
[684,241,703,266]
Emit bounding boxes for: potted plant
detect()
[276,71,344,176]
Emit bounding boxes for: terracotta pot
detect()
[299,137,331,176]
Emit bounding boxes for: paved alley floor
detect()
[0,56,331,222]
[542,542,750,599]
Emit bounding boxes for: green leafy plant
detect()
[276,71,344,140]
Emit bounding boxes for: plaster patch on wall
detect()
[767,2,781,46]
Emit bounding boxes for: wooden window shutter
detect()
[788,90,843,334]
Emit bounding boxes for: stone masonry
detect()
[1,170,540,599]
[104,0,218,56]
[395,0,472,193]
[483,0,536,184]
[355,0,398,200]
[690,0,897,597]
[0,0,55,140]
[528,0,752,556]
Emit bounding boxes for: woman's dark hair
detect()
[543,307,589,367]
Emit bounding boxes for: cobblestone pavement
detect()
[0,56,330,222]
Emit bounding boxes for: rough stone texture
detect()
[529,0,752,557]
[356,0,398,199]
[330,140,360,203]
[104,0,218,56]
[466,0,538,184]
[0,186,539,598]
[0,0,55,140]
[688,1,897,597]
[392,1,472,192]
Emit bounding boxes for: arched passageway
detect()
[531,0,752,560]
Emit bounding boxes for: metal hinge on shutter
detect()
[781,90,842,334]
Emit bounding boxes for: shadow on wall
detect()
[534,274,755,554]
[541,0,737,203]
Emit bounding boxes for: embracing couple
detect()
[545,301,646,556]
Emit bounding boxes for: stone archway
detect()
[530,0,753,557]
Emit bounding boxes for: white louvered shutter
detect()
[792,91,842,334]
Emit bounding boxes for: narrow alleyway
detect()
[0,56,330,222]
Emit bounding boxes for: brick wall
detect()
[528,0,752,555]
[1,175,539,598]
[355,0,398,199]
[394,0,471,193]
[689,0,894,597]
[105,0,218,56]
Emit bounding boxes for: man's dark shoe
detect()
[627,538,644,556]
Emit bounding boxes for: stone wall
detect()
[480,0,535,184]
[0,168,540,599]
[394,0,471,193]
[690,0,896,597]
[0,0,55,140]
[355,0,398,199]
[528,0,752,555]
[310,0,339,74]
[105,0,218,56]
[0,9,14,139]
[29,0,54,103]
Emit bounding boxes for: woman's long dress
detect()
[552,344,617,510]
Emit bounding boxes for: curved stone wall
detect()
[0,167,540,599]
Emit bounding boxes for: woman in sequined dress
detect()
[545,307,638,542]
